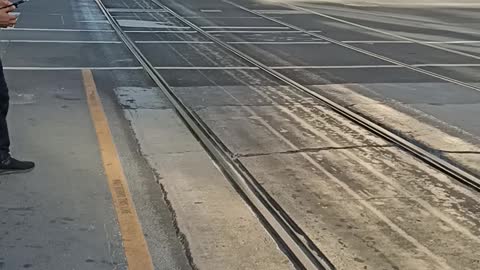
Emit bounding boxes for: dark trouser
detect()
[0,59,10,158]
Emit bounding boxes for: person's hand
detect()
[0,1,16,28]
[0,0,12,7]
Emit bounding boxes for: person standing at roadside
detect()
[0,0,35,174]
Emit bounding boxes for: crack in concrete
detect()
[441,150,480,154]
[235,144,395,158]
[192,102,317,111]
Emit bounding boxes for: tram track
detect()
[94,0,336,269]
[94,0,480,269]
[149,0,480,192]
[282,3,480,61]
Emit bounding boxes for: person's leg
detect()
[0,58,10,159]
[0,59,35,174]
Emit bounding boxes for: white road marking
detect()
[201,9,222,13]
[1,28,114,32]
[77,20,110,23]
[3,67,144,70]
[107,8,166,13]
[5,64,478,71]
[136,41,213,44]
[201,26,291,29]
[285,4,480,60]
[253,9,310,14]
[125,30,196,33]
[154,66,258,70]
[117,19,189,29]
[205,30,322,33]
[227,41,329,44]
[0,40,121,44]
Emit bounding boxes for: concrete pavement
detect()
[1,0,480,269]
[1,0,292,269]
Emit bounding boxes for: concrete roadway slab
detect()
[2,1,300,269]
[259,13,406,40]
[185,16,286,28]
[194,101,389,155]
[155,69,283,87]
[1,70,191,270]
[154,65,444,89]
[4,1,474,269]
[290,4,480,64]
[3,43,137,67]
[315,81,480,137]
[310,83,480,171]
[280,4,480,69]
[116,17,188,29]
[172,84,317,107]
[137,43,252,67]
[439,43,480,58]
[164,0,480,141]
[102,0,158,10]
[125,2,480,269]
[423,66,480,83]
[298,4,480,40]
[0,30,119,42]
[114,85,294,270]
[14,13,110,31]
[232,43,389,66]
[128,32,207,42]
[414,102,480,136]
[0,70,126,270]
[14,13,107,30]
[163,66,480,270]
[277,67,442,84]
[156,0,251,17]
[347,82,480,105]
[240,148,480,270]
[355,43,479,64]
[210,32,325,42]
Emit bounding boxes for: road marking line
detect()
[125,30,197,33]
[117,19,190,29]
[2,39,477,45]
[272,64,480,69]
[201,9,222,13]
[0,40,121,44]
[343,40,480,44]
[77,20,110,23]
[253,9,310,14]
[107,8,167,13]
[5,64,480,71]
[154,66,258,70]
[271,65,399,69]
[205,30,322,33]
[2,28,114,32]
[227,41,329,44]
[186,16,270,19]
[343,40,410,44]
[285,3,480,60]
[82,69,154,270]
[136,40,213,44]
[225,0,480,93]
[4,67,143,70]
[427,41,480,44]
[5,63,480,71]
[414,63,480,67]
[201,26,290,29]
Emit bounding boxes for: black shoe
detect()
[0,156,35,175]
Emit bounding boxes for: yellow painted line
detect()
[82,69,154,270]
